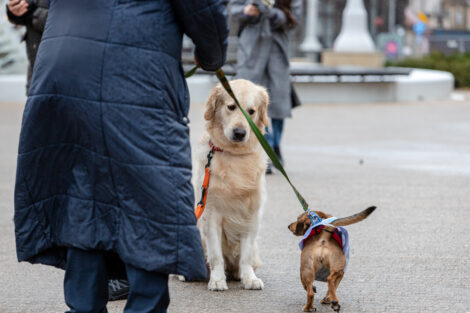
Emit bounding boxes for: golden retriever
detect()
[194,79,270,291]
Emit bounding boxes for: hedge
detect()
[387,52,470,88]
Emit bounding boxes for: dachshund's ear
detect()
[204,85,223,121]
[295,214,311,235]
[295,222,305,236]
[257,86,270,129]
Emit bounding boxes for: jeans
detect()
[265,118,284,148]
[64,247,169,313]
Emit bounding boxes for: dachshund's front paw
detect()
[331,300,341,312]
[302,305,316,312]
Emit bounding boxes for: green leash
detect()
[186,65,309,212]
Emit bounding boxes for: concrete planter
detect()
[0,68,454,105]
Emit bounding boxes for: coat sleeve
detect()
[234,0,288,30]
[6,5,32,25]
[172,0,229,72]
[6,1,47,32]
[30,7,48,32]
[268,7,287,29]
[229,0,260,24]
[258,0,303,30]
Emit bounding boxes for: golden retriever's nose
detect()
[232,128,246,141]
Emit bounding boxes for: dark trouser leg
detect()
[264,126,274,173]
[271,118,284,166]
[271,118,284,148]
[123,263,170,313]
[64,248,108,313]
[264,126,274,147]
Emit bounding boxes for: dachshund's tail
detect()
[331,206,376,227]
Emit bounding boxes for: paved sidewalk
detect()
[1,98,469,313]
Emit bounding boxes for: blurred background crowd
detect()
[2,0,470,87]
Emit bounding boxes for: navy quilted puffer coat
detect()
[14,0,228,281]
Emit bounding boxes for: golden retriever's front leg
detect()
[202,212,228,291]
[239,232,263,290]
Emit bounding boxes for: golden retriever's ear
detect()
[204,85,223,121]
[257,87,270,127]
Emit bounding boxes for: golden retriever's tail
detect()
[331,206,376,227]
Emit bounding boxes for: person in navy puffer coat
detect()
[13,0,229,312]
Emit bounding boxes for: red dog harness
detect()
[303,225,344,249]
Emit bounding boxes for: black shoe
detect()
[266,162,273,174]
[273,146,283,168]
[108,279,130,301]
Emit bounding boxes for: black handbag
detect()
[290,82,301,108]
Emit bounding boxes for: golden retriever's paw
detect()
[208,278,228,291]
[242,276,264,290]
[302,305,316,312]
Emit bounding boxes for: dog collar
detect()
[209,140,224,152]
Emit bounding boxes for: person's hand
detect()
[7,0,29,17]
[243,4,260,16]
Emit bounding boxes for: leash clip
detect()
[307,209,322,226]
[205,150,215,168]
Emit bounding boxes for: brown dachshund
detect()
[288,206,376,312]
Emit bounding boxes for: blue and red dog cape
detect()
[299,216,350,281]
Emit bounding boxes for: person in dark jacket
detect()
[7,0,131,301]
[6,0,48,92]
[13,0,229,312]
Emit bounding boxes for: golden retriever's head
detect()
[288,211,331,236]
[204,79,269,152]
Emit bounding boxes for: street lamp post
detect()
[389,0,397,33]
[300,0,322,60]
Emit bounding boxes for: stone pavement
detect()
[0,97,469,313]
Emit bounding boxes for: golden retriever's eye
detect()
[248,109,255,115]
[227,105,236,111]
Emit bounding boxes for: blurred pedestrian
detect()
[13,1,228,312]
[6,0,48,92]
[230,0,301,173]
